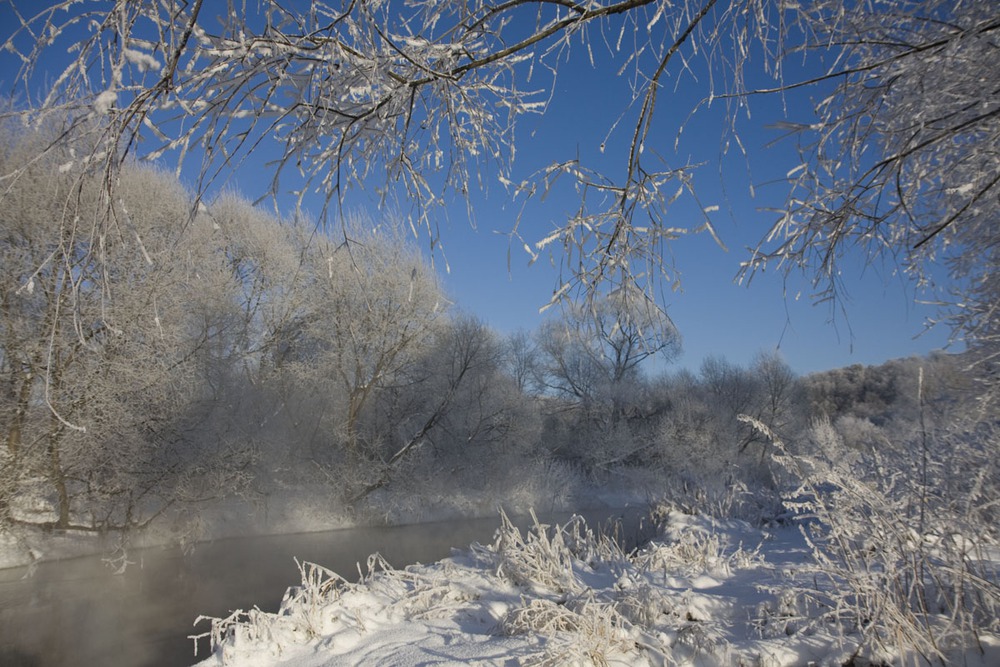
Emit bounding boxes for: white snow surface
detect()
[191,509,1000,667]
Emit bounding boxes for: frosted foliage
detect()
[4,0,542,224]
[537,285,681,402]
[0,123,288,530]
[2,0,785,308]
[267,216,444,458]
[5,0,996,362]
[744,0,1000,371]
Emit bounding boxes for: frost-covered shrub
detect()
[502,595,636,665]
[832,414,886,451]
[749,413,1000,665]
[572,420,648,477]
[643,471,786,527]
[492,509,619,595]
[656,409,729,481]
[799,416,857,465]
[638,505,765,576]
[490,456,584,515]
[489,506,797,664]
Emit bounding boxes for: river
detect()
[0,507,651,666]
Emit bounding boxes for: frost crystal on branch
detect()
[2,0,755,311]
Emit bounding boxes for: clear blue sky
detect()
[0,3,955,376]
[428,190,952,377]
[387,24,956,377]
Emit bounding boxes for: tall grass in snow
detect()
[742,412,1000,665]
[487,508,769,665]
[192,506,776,666]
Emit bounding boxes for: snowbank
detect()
[188,510,828,666]
[192,507,1000,666]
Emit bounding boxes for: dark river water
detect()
[0,507,651,667]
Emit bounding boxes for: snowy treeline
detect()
[1,119,993,539]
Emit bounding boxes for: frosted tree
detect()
[501,329,541,395]
[537,285,680,409]
[355,315,541,500]
[738,0,1000,389]
[698,352,797,461]
[2,0,996,364]
[0,121,266,530]
[530,288,679,472]
[267,215,444,461]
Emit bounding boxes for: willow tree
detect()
[266,216,444,461]
[2,0,997,371]
[0,122,266,530]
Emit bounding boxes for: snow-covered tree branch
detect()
[2,0,997,378]
[2,0,777,304]
[739,0,1000,389]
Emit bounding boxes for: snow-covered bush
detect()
[748,413,1000,665]
[832,414,887,451]
[492,509,625,595]
[489,508,772,665]
[636,507,764,577]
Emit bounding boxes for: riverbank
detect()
[192,508,1000,667]
[0,507,652,667]
[0,474,653,571]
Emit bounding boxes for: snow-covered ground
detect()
[191,508,1000,667]
[2,475,997,666]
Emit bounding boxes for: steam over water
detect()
[0,508,649,666]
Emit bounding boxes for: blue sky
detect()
[390,22,956,376]
[0,3,956,376]
[428,185,952,377]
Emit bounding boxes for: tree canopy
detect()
[1,0,997,369]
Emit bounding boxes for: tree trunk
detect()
[47,420,71,529]
[5,371,32,456]
[345,390,364,455]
